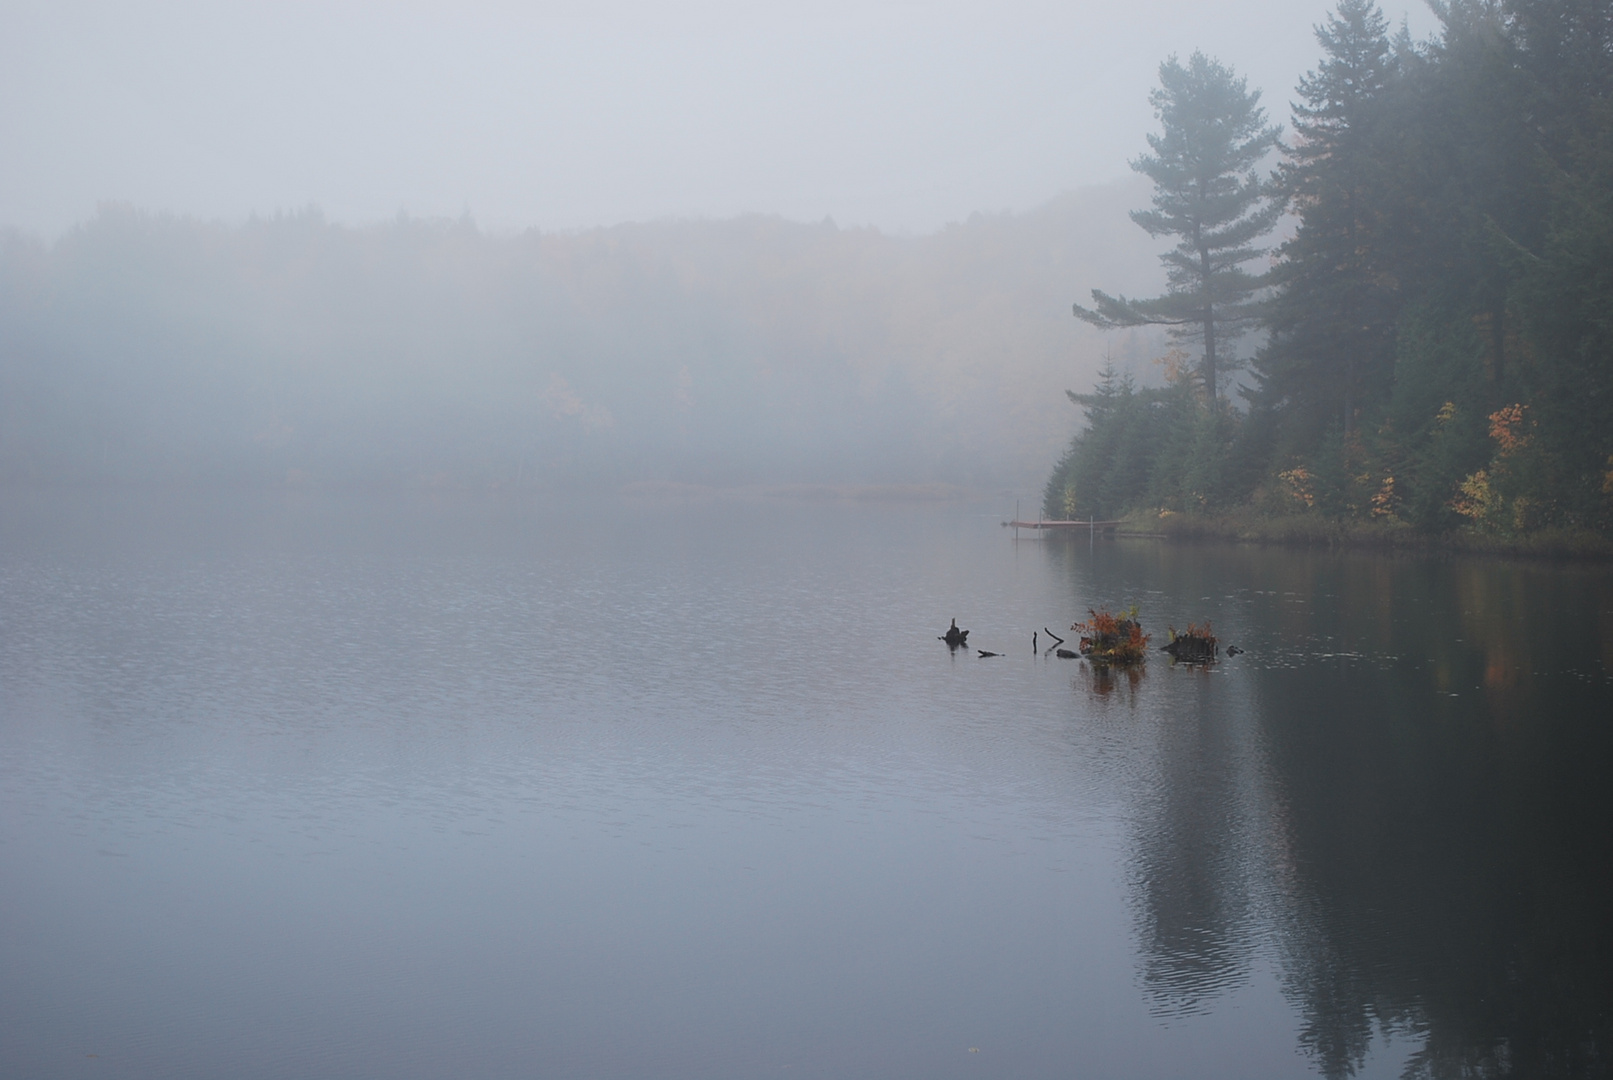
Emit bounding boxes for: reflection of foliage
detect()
[1072,605,1151,664]
[1081,539,1613,1077]
[1253,558,1613,1079]
[1079,661,1144,698]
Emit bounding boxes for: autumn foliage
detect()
[1072,606,1151,665]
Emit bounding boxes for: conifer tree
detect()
[1073,53,1282,408]
[1257,0,1399,440]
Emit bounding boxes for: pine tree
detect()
[1073,53,1282,409]
[1257,0,1400,440]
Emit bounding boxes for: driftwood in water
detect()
[977,650,1000,658]
[1056,648,1078,659]
[939,618,969,647]
[1161,622,1218,662]
[1043,627,1066,647]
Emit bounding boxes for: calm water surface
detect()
[3,491,1611,1079]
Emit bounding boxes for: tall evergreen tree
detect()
[1049,0,1613,534]
[1257,0,1400,441]
[1503,0,1613,526]
[1074,53,1283,408]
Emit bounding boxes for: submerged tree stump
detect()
[1072,607,1150,665]
[1161,622,1218,662]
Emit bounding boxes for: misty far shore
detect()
[0,182,1172,495]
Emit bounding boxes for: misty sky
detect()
[3,0,1442,237]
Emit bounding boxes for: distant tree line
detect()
[1047,0,1613,539]
[0,191,1162,490]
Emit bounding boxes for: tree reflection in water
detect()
[1077,660,1144,699]
[1054,538,1613,1077]
[1258,559,1613,1079]
[1130,667,1262,1020]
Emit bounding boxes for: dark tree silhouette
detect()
[1073,52,1282,409]
[1257,0,1400,440]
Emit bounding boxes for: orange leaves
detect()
[1071,605,1151,665]
[1455,405,1539,531]
[1487,403,1532,455]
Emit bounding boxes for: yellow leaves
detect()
[1154,346,1195,387]
[1453,468,1493,523]
[1370,473,1398,519]
[1510,495,1537,533]
[1455,405,1539,531]
[1278,466,1315,508]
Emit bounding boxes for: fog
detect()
[0,187,1169,488]
[2,0,1441,235]
[0,0,1442,491]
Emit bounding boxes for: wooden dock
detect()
[1003,519,1167,539]
[1005,519,1124,530]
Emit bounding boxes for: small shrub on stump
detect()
[1072,606,1150,665]
[1162,621,1218,662]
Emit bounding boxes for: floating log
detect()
[1056,648,1079,659]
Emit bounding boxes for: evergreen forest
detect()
[1046,0,1613,545]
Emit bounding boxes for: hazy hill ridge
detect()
[0,182,1165,492]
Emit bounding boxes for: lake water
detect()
[3,490,1611,1079]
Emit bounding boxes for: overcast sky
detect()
[2,0,1442,237]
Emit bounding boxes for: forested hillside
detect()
[1047,0,1613,541]
[0,184,1163,491]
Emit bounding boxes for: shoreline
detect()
[1098,511,1613,562]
